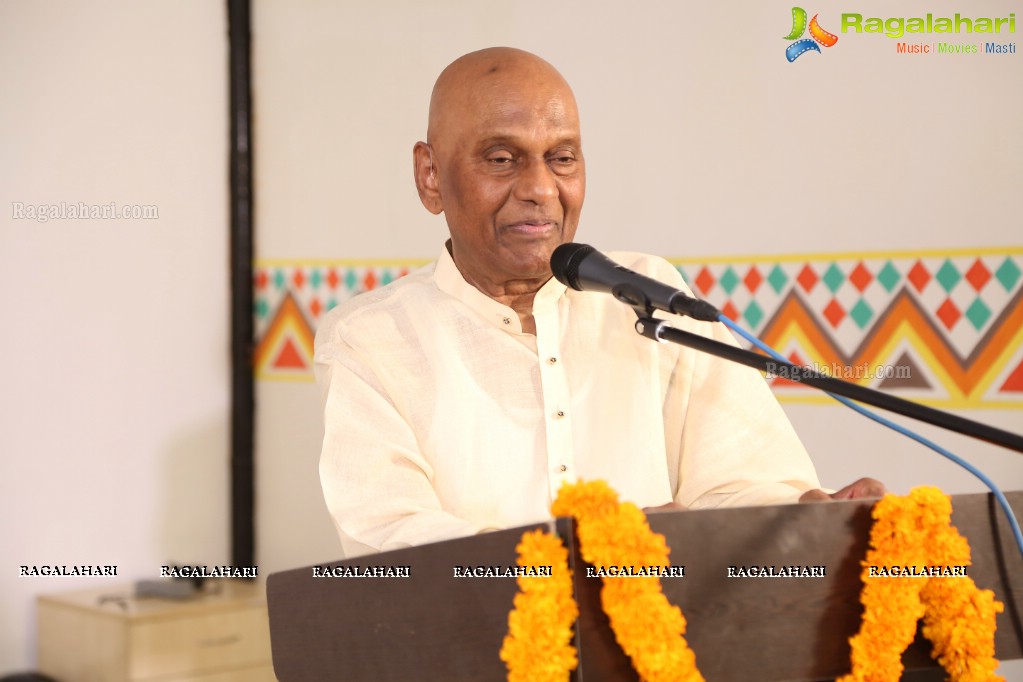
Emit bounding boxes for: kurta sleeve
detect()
[315,326,486,558]
[625,255,822,508]
[673,316,822,508]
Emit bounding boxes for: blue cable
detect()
[716,314,1023,560]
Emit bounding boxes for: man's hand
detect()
[800,477,886,502]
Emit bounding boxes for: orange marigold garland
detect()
[922,576,1004,681]
[499,529,578,681]
[838,486,1004,682]
[918,492,1003,682]
[552,480,704,682]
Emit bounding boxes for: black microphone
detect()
[550,243,720,322]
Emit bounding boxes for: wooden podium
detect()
[267,492,1023,681]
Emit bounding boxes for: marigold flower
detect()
[838,486,1004,682]
[500,529,578,681]
[554,480,704,682]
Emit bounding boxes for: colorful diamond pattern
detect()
[694,267,715,295]
[719,267,740,295]
[720,300,740,322]
[965,298,991,330]
[936,298,961,330]
[850,299,874,329]
[877,261,900,292]
[849,262,873,292]
[743,266,763,294]
[996,257,1021,291]
[964,259,991,292]
[744,300,764,328]
[823,298,845,328]
[767,265,788,293]
[822,263,845,293]
[907,261,931,292]
[252,252,1023,406]
[935,259,961,293]
[796,265,818,293]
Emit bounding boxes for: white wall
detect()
[253,0,1021,255]
[0,0,229,672]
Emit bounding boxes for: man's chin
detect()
[506,246,563,280]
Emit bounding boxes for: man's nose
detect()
[513,157,558,204]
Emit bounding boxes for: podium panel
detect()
[267,520,574,680]
[575,492,1023,680]
[268,492,1023,681]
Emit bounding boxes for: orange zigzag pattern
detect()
[759,286,1023,399]
[254,292,316,379]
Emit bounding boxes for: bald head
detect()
[427,47,578,148]
[412,47,585,301]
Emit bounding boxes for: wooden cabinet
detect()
[37,580,276,682]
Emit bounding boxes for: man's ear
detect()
[413,141,443,215]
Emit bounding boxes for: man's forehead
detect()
[428,48,579,143]
[437,47,557,90]
[470,82,574,128]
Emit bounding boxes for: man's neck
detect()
[447,241,547,335]
[459,269,545,335]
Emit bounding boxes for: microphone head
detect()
[550,242,595,290]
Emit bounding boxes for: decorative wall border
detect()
[253,248,1023,408]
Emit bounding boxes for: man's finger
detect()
[801,478,887,503]
[799,488,832,502]
[832,477,886,500]
[643,501,688,513]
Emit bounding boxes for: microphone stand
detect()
[612,283,1023,455]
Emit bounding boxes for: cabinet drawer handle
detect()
[197,635,241,647]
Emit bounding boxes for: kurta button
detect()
[559,465,567,473]
[556,410,565,418]
[502,317,511,325]
[548,357,558,364]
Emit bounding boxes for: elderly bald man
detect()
[314,47,882,557]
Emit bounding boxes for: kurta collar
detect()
[433,243,567,333]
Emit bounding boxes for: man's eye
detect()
[548,154,577,175]
[488,155,514,165]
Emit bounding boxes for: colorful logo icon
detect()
[784,7,839,61]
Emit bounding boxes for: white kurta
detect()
[315,247,820,557]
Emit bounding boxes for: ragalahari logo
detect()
[784,7,839,61]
